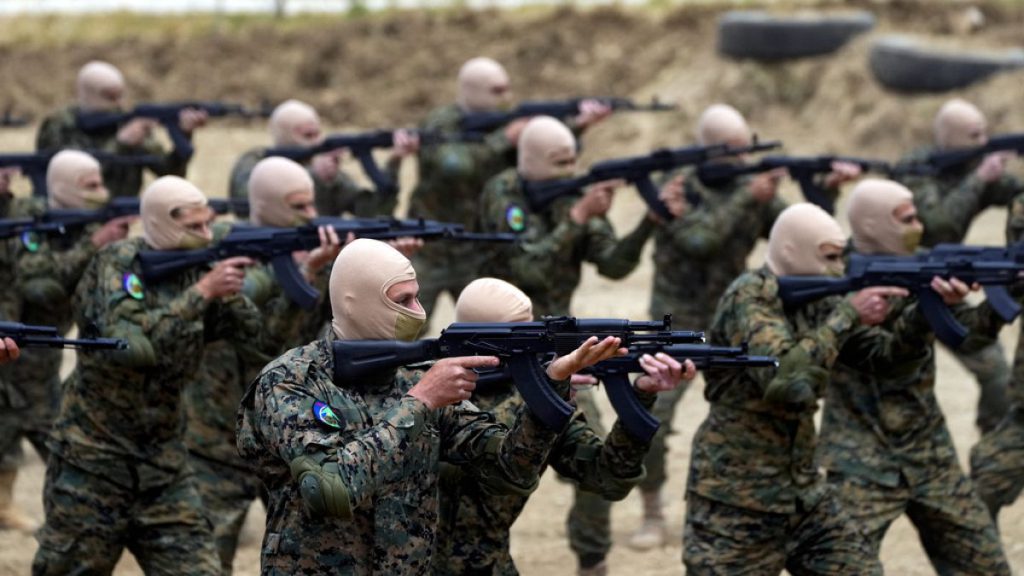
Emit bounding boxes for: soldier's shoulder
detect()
[40,106,77,128]
[421,104,460,130]
[11,196,46,218]
[484,168,521,195]
[723,268,777,301]
[255,339,330,392]
[95,237,146,267]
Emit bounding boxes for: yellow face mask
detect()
[178,231,212,250]
[903,227,923,254]
[394,310,426,342]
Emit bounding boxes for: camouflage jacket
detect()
[0,195,22,409]
[433,383,656,575]
[479,168,656,317]
[407,103,515,230]
[49,237,274,490]
[227,147,399,219]
[688,266,860,514]
[896,147,1022,246]
[820,286,1004,487]
[35,106,190,198]
[651,168,785,327]
[235,338,565,576]
[1005,194,1024,406]
[185,222,327,469]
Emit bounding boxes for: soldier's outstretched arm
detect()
[584,216,656,280]
[662,184,764,259]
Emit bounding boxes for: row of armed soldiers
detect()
[0,56,1021,575]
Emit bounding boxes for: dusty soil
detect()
[0,1,1023,574]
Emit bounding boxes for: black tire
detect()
[717,10,875,61]
[869,35,1024,92]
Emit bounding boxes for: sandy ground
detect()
[0,2,1023,573]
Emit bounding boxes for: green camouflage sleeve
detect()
[1006,193,1024,243]
[314,170,396,218]
[980,172,1023,209]
[207,293,277,369]
[838,298,933,373]
[256,374,432,515]
[438,389,565,496]
[77,251,210,367]
[228,149,264,202]
[16,233,97,310]
[663,187,761,259]
[910,174,984,244]
[582,215,656,280]
[723,275,859,401]
[546,389,656,500]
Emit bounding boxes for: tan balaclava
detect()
[847,178,923,255]
[269,99,323,148]
[518,116,576,182]
[248,157,316,227]
[933,98,987,150]
[697,103,752,148]
[46,150,108,210]
[455,277,533,323]
[456,57,510,113]
[76,61,125,112]
[765,203,847,277]
[141,176,211,251]
[330,239,427,341]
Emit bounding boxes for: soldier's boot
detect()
[577,559,607,576]
[627,489,666,551]
[0,469,37,533]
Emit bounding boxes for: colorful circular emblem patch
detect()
[313,400,342,429]
[19,231,40,253]
[505,205,526,232]
[122,273,145,300]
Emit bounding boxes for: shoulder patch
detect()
[313,400,344,429]
[20,231,40,252]
[122,272,145,300]
[505,204,526,232]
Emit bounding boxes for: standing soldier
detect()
[36,61,208,198]
[32,176,276,574]
[684,203,899,574]
[0,151,132,534]
[186,156,343,574]
[235,238,622,574]
[895,98,1022,432]
[823,179,1010,574]
[227,99,417,219]
[409,57,610,323]
[629,104,860,548]
[479,116,656,575]
[432,277,695,575]
[970,190,1024,527]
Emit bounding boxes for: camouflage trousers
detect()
[683,489,882,576]
[563,387,611,568]
[0,349,60,470]
[828,468,1009,576]
[949,341,1010,433]
[411,242,487,322]
[190,453,264,576]
[970,405,1024,525]
[32,455,220,576]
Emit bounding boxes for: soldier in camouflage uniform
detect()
[35,61,207,198]
[236,238,625,575]
[894,99,1022,433]
[186,156,344,574]
[408,57,611,323]
[0,151,133,534]
[227,99,416,219]
[32,176,277,575]
[821,179,1010,575]
[684,203,900,575]
[432,277,695,575]
[478,116,655,575]
[970,191,1024,526]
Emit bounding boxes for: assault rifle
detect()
[892,132,1024,176]
[459,97,677,134]
[777,243,1024,348]
[0,321,126,350]
[0,218,43,240]
[76,101,274,161]
[0,150,162,198]
[332,315,705,432]
[697,154,897,214]
[522,140,782,221]
[138,217,516,310]
[265,130,484,195]
[475,341,776,441]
